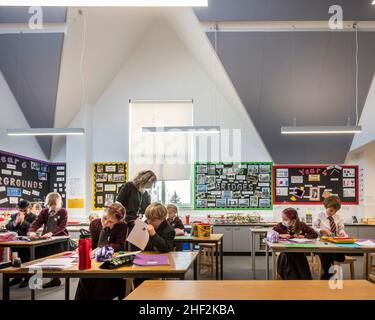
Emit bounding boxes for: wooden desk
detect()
[174,234,223,280]
[266,240,375,280]
[126,280,375,300]
[0,251,198,300]
[250,228,272,279]
[0,236,70,260]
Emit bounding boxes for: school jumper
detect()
[273,222,318,280]
[6,212,37,237]
[167,216,185,251]
[75,218,128,300]
[313,211,346,280]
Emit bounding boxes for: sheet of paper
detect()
[28,258,75,269]
[288,238,314,243]
[356,240,375,247]
[126,219,150,251]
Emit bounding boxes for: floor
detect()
[0,255,366,300]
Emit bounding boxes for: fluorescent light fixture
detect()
[0,0,208,6]
[281,126,362,135]
[142,126,220,134]
[6,128,85,136]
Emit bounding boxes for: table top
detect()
[0,251,198,276]
[0,236,70,247]
[126,280,375,300]
[174,234,223,242]
[267,240,375,252]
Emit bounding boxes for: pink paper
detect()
[133,253,170,266]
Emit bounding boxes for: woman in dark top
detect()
[28,192,69,289]
[273,208,318,280]
[75,203,127,300]
[116,170,156,223]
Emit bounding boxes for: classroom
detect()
[1,0,375,310]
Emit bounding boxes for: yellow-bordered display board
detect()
[92,162,128,210]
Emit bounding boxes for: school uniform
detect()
[28,208,69,257]
[313,211,347,279]
[75,219,128,300]
[133,220,175,288]
[167,216,185,251]
[6,212,37,236]
[273,222,318,280]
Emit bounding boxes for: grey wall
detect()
[207,31,375,163]
[0,7,66,159]
[196,0,375,21]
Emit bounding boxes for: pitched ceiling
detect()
[195,0,375,164]
[0,6,66,159]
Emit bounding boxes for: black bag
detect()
[99,254,136,270]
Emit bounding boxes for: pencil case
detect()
[321,236,356,244]
[99,254,136,269]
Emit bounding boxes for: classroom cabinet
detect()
[213,226,251,253]
[213,226,234,252]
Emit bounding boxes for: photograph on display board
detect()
[272,165,359,205]
[92,162,128,210]
[194,162,273,210]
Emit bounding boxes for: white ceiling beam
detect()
[202,21,375,32]
[0,23,67,34]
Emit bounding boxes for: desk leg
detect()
[31,289,35,300]
[3,274,10,300]
[272,251,277,280]
[265,243,269,280]
[193,258,197,280]
[65,278,70,300]
[252,232,256,279]
[30,246,36,261]
[215,242,219,280]
[363,253,369,280]
[220,240,223,280]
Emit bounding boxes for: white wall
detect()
[0,71,47,161]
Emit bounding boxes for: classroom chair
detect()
[198,243,216,278]
[368,253,375,283]
[307,253,322,278]
[334,256,357,280]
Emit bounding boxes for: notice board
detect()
[194,162,273,210]
[273,164,359,205]
[0,150,66,208]
[92,162,128,210]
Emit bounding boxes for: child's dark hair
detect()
[323,195,341,211]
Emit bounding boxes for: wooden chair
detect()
[307,253,322,278]
[369,253,375,283]
[334,256,357,280]
[198,243,216,278]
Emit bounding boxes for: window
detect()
[149,180,192,208]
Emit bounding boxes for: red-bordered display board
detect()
[273,165,359,205]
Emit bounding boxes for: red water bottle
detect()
[78,230,92,270]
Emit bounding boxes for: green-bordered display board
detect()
[194,162,273,210]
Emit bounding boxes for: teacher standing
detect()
[116,170,157,224]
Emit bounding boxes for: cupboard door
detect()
[233,227,251,253]
[213,226,233,252]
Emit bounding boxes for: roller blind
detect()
[129,101,193,181]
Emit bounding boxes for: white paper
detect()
[22,190,31,196]
[0,186,6,192]
[29,258,75,269]
[9,197,18,204]
[126,219,150,251]
[1,169,11,175]
[289,238,314,243]
[356,240,375,247]
[0,198,8,204]
[13,171,22,177]
[7,164,16,170]
[32,190,40,196]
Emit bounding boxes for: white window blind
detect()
[129,101,193,181]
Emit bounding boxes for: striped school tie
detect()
[328,216,336,234]
[287,225,295,235]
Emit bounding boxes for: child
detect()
[273,207,318,280]
[6,200,37,288]
[75,203,127,300]
[30,202,43,216]
[144,203,175,252]
[88,212,100,223]
[6,200,37,237]
[28,192,69,288]
[133,203,175,288]
[313,195,346,280]
[166,204,185,236]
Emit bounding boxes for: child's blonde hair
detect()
[45,192,62,209]
[145,203,167,220]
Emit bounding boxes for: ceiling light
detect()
[0,0,208,6]
[142,126,220,134]
[281,126,362,135]
[6,128,85,136]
